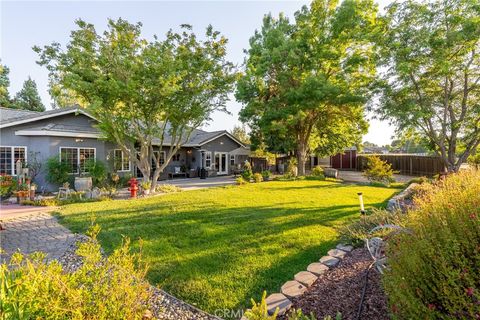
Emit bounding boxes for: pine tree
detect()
[12,77,45,111]
[0,62,11,108]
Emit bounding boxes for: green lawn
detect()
[56,179,402,315]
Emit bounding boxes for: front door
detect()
[215,152,228,175]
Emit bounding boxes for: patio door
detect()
[215,152,228,175]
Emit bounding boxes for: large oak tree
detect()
[236,0,377,175]
[35,19,235,190]
[375,0,480,172]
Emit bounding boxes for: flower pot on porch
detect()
[74,177,92,192]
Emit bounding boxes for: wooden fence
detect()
[356,154,445,176]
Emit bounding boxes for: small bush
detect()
[242,161,253,181]
[45,156,71,186]
[311,165,324,177]
[0,174,16,200]
[244,292,341,320]
[84,159,108,186]
[253,173,263,183]
[155,184,182,193]
[236,177,247,185]
[0,225,151,319]
[261,170,271,180]
[383,170,480,319]
[363,156,396,185]
[338,209,406,247]
[285,158,297,178]
[244,291,278,320]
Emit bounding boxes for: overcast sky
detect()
[1,0,396,146]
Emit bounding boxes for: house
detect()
[0,106,249,191]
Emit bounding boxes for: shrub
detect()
[0,174,16,200]
[285,157,297,178]
[45,156,71,186]
[338,209,406,247]
[244,292,341,320]
[311,165,324,177]
[242,161,253,181]
[140,181,151,191]
[261,170,271,180]
[363,156,396,185]
[0,225,151,319]
[155,184,182,193]
[236,177,247,185]
[383,170,480,319]
[84,159,107,186]
[253,173,263,183]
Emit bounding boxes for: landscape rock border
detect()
[262,243,353,316]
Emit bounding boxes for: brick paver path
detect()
[0,212,75,263]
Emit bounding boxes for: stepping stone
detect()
[294,271,318,287]
[265,293,292,316]
[281,280,307,298]
[307,262,329,276]
[328,248,347,259]
[320,255,340,267]
[336,244,353,252]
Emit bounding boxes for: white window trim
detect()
[230,154,235,165]
[205,152,212,169]
[59,147,96,174]
[0,146,27,176]
[113,149,131,172]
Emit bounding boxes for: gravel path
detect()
[282,248,389,320]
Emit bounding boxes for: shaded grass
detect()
[56,179,402,316]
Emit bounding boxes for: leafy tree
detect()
[230,125,251,144]
[12,77,45,111]
[236,0,376,175]
[0,61,11,108]
[35,19,235,191]
[375,0,480,172]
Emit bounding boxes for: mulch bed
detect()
[282,248,389,320]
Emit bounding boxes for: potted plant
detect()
[261,170,271,181]
[141,181,152,195]
[16,182,30,202]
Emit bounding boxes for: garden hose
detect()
[355,261,375,320]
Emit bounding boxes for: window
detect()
[113,149,131,172]
[60,147,95,174]
[159,151,166,165]
[173,153,181,161]
[205,152,212,168]
[0,146,26,175]
[230,154,235,166]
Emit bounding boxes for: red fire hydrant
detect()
[128,177,138,198]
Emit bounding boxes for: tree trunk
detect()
[296,142,308,176]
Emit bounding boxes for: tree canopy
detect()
[375,0,480,172]
[236,0,377,175]
[35,18,236,189]
[230,125,251,144]
[12,77,45,112]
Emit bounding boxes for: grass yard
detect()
[56,179,402,316]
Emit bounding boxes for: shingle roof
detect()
[1,106,244,147]
[0,107,41,123]
[20,123,101,134]
[0,105,85,126]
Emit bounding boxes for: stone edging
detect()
[386,182,419,211]
[254,243,354,317]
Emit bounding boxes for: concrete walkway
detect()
[337,170,413,184]
[0,204,56,220]
[0,212,75,263]
[163,175,237,191]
